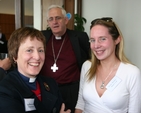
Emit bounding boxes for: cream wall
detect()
[0,0,15,14]
[0,0,33,15]
[82,0,141,70]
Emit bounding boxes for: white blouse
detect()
[76,61,141,113]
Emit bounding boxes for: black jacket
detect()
[0,68,6,81]
[0,69,63,113]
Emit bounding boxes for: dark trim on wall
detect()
[77,0,82,16]
[64,0,75,30]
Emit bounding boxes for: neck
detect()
[99,58,119,70]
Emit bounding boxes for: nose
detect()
[94,40,101,49]
[33,51,40,60]
[52,18,58,23]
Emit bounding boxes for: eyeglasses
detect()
[48,16,63,22]
[89,37,107,43]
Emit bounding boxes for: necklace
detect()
[51,36,66,72]
[100,64,116,89]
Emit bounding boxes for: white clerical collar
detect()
[55,36,61,40]
[29,77,36,83]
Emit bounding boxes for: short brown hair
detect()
[8,27,46,67]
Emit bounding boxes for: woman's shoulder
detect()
[82,60,91,67]
[121,62,140,71]
[120,62,141,75]
[38,75,58,87]
[83,60,91,65]
[81,60,91,72]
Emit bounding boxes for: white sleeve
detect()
[127,66,141,113]
[75,61,91,111]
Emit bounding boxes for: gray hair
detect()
[47,5,67,19]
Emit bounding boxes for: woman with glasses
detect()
[75,17,141,113]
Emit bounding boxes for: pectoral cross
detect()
[51,63,58,72]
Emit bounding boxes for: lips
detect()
[94,50,105,56]
[53,25,59,28]
[96,50,103,54]
[28,62,40,66]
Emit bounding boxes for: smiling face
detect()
[90,25,120,61]
[14,37,45,78]
[47,7,69,36]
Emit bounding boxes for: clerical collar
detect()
[18,70,37,90]
[54,32,66,40]
[29,77,36,83]
[55,36,61,40]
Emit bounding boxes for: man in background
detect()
[40,5,90,113]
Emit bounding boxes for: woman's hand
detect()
[60,103,71,113]
[0,58,11,70]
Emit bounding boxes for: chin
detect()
[97,57,105,61]
[30,72,39,76]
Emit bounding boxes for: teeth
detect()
[96,50,103,54]
[29,63,39,66]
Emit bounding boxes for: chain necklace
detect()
[100,64,116,89]
[51,36,66,72]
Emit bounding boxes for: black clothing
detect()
[0,69,63,113]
